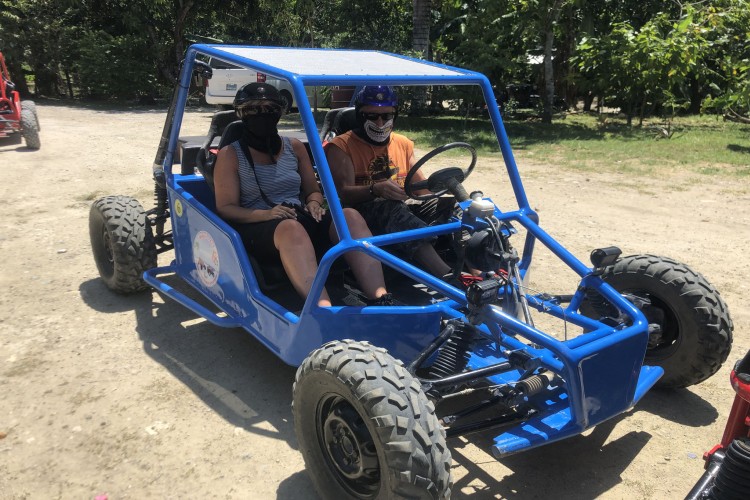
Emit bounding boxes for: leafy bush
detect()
[77,31,165,100]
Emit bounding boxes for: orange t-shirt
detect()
[328,131,414,188]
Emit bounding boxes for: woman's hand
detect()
[306,200,326,222]
[268,204,298,220]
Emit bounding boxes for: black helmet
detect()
[233,82,284,109]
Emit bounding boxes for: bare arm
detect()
[326,144,407,204]
[214,146,295,223]
[292,139,326,221]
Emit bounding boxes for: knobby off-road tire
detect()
[20,107,40,150]
[89,196,157,294]
[586,254,733,388]
[21,100,40,131]
[293,340,452,499]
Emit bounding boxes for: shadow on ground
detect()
[80,278,299,442]
[79,277,718,499]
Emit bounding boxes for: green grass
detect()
[394,112,750,178]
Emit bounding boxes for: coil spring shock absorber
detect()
[426,322,477,380]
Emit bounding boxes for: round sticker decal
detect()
[174,199,183,217]
[193,231,220,287]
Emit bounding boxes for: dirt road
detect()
[1,103,748,499]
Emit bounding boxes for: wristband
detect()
[307,199,322,207]
[369,183,376,197]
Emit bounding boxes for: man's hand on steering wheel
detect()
[372,179,407,201]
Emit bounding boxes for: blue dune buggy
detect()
[89,45,733,499]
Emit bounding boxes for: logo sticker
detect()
[174,199,183,217]
[193,231,220,287]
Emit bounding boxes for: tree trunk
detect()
[541,1,564,124]
[542,28,555,123]
[411,0,431,115]
[724,108,750,124]
[173,1,195,74]
[4,58,30,97]
[688,76,702,114]
[412,0,431,59]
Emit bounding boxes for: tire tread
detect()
[293,339,452,499]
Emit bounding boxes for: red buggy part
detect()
[686,349,750,499]
[0,51,40,149]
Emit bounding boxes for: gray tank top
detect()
[232,136,302,209]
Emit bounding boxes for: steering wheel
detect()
[404,142,477,201]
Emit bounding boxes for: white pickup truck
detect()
[204,57,315,112]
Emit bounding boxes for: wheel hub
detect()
[320,396,379,496]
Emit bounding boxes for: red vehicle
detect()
[687,349,750,499]
[0,51,40,149]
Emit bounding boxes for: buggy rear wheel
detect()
[89,195,157,294]
[584,254,733,388]
[20,107,40,150]
[21,100,40,131]
[293,340,452,499]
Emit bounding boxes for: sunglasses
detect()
[361,111,396,122]
[237,104,282,117]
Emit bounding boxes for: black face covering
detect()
[242,112,282,155]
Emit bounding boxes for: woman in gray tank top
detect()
[213,83,393,307]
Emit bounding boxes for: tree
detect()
[696,0,750,122]
[413,0,431,58]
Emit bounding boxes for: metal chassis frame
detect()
[144,44,664,455]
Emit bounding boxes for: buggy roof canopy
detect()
[195,44,485,87]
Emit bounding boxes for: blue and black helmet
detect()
[354,85,398,109]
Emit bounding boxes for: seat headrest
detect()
[332,107,357,136]
[200,110,238,151]
[217,121,245,150]
[196,119,245,192]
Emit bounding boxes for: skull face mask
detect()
[363,118,394,144]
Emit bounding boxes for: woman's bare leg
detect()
[275,219,331,307]
[330,209,388,300]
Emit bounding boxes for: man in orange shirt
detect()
[326,85,452,277]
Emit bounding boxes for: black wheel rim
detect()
[627,289,680,360]
[317,394,380,497]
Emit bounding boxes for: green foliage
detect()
[697,0,750,120]
[314,0,411,52]
[1,0,748,114]
[77,31,163,98]
[576,7,708,125]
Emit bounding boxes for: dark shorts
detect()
[230,212,332,265]
[355,198,455,259]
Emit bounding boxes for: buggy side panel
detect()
[144,175,446,366]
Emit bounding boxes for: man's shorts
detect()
[355,199,443,259]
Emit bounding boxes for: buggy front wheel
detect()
[583,254,733,388]
[89,195,157,294]
[293,340,452,499]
